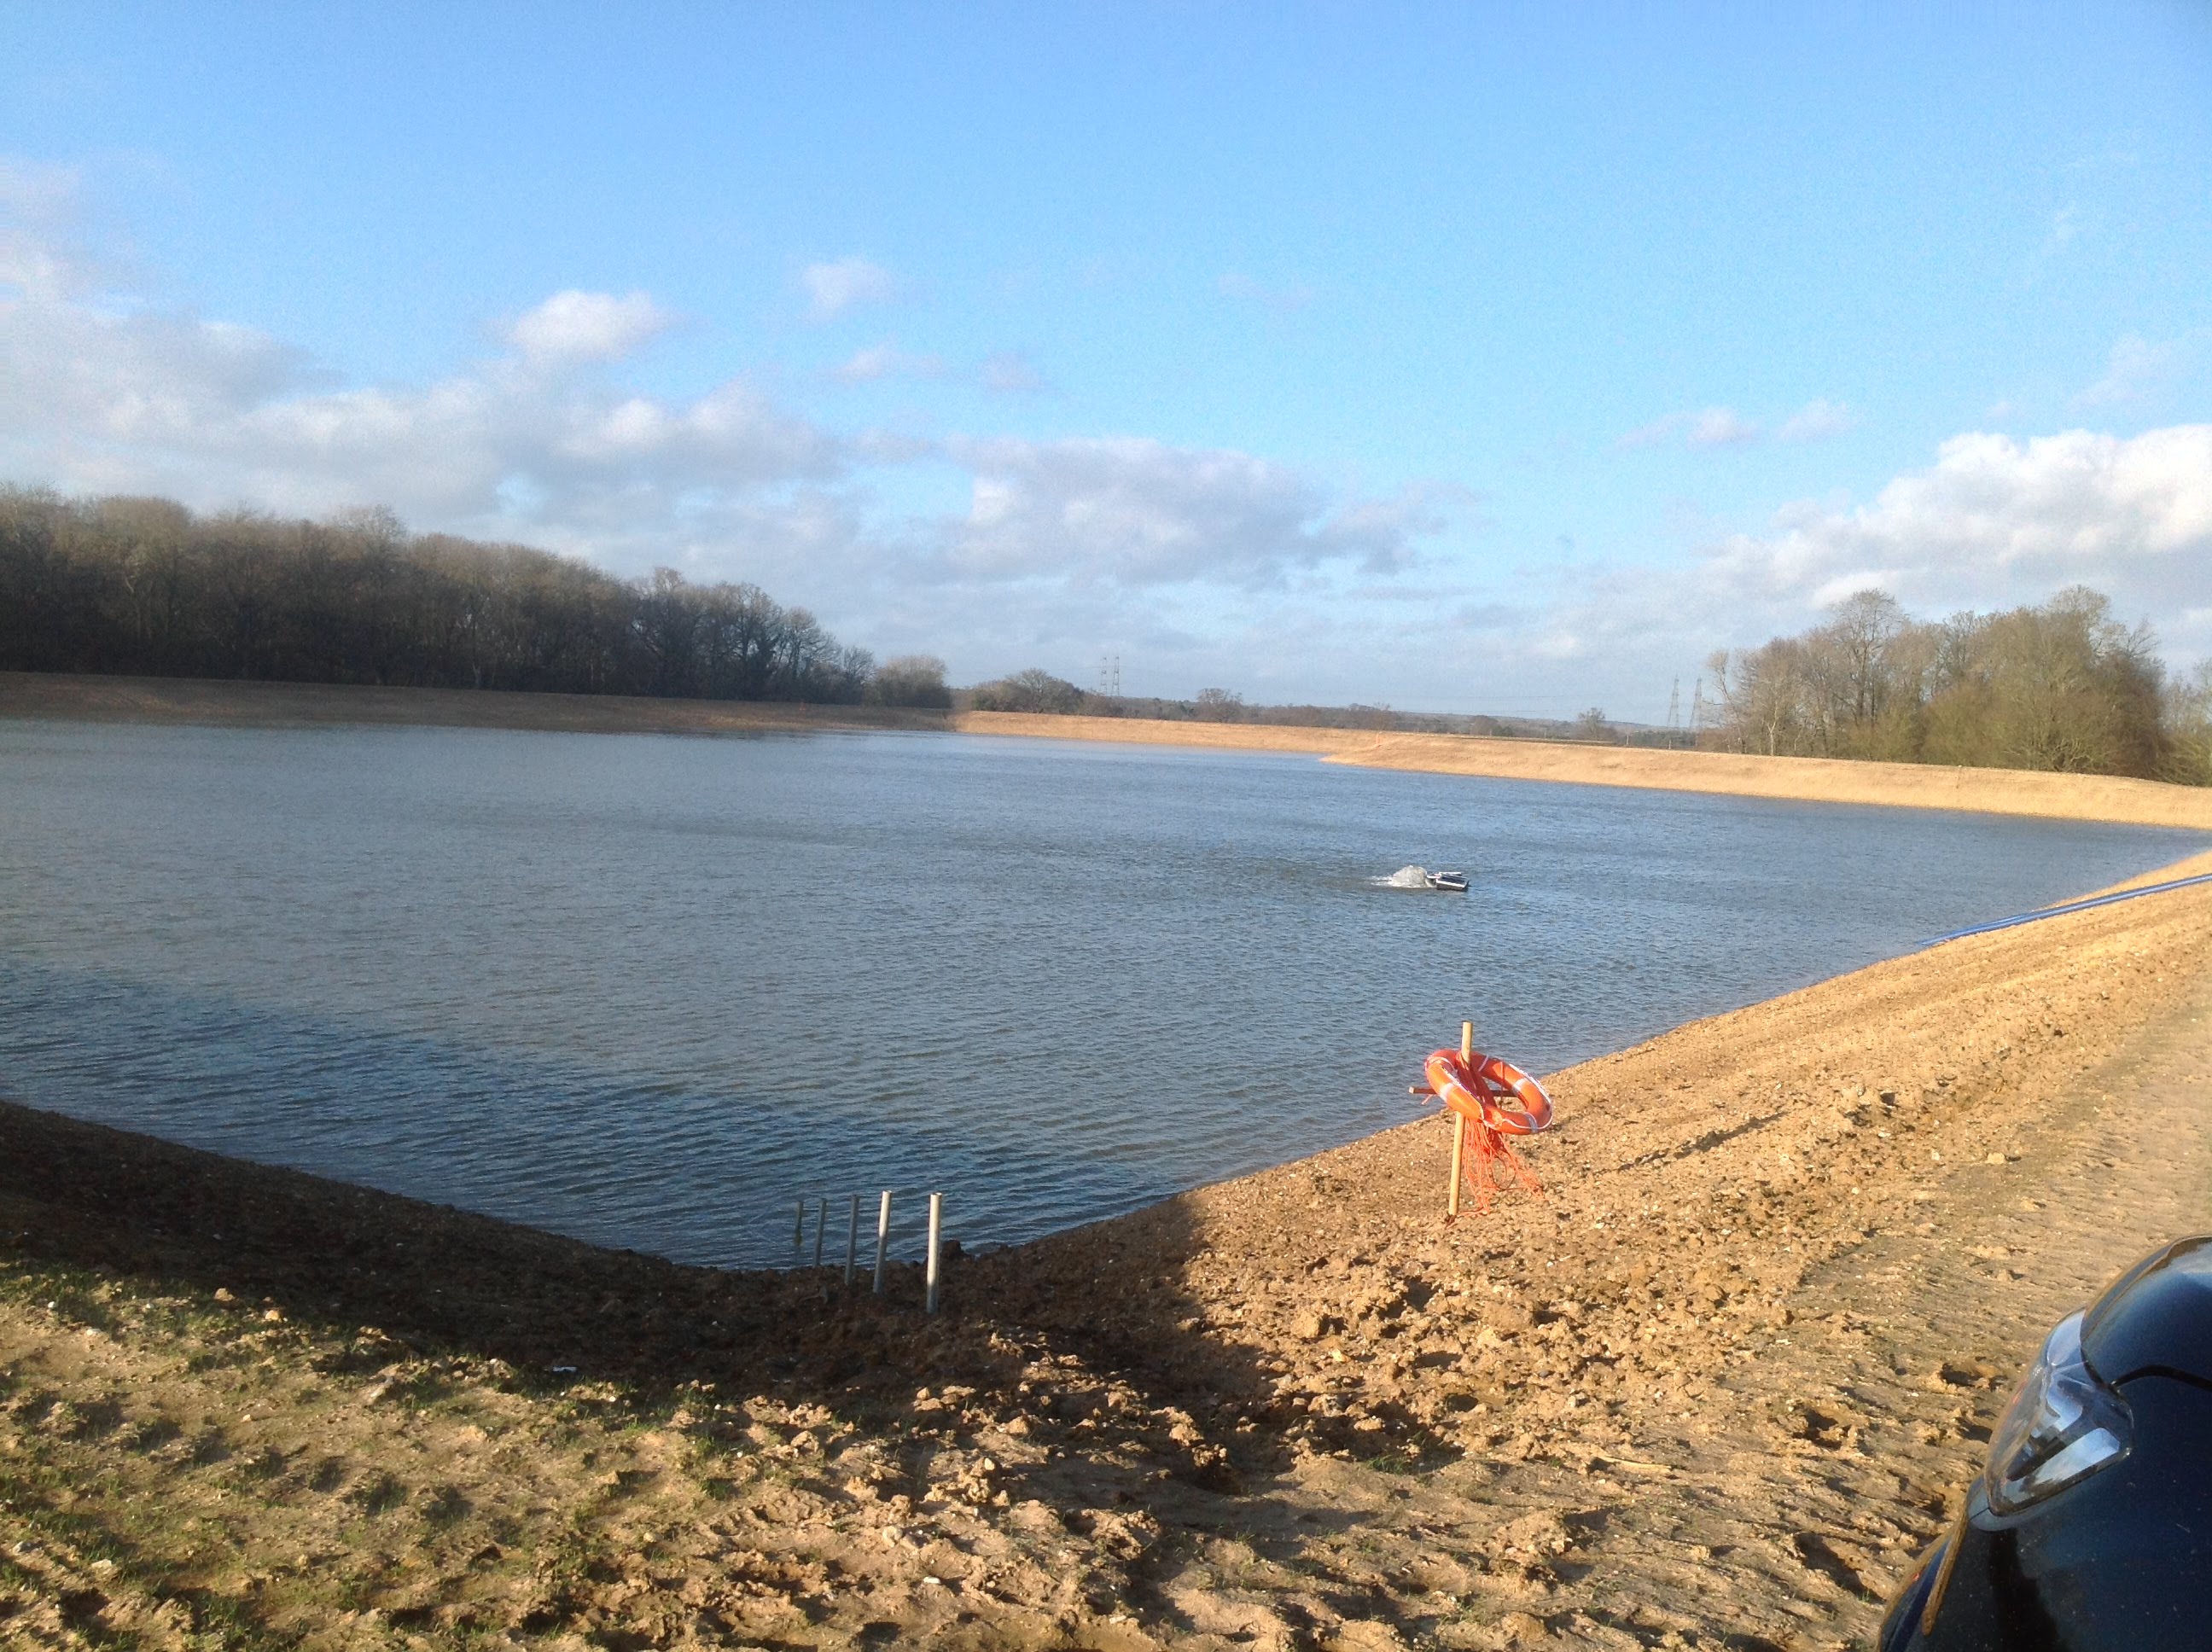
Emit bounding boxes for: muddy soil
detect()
[3,852,2210,1649]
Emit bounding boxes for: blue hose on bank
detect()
[1922,870,2212,948]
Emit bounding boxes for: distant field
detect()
[9,671,2212,829]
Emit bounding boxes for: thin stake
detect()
[844,1193,860,1285]
[792,1197,805,1260]
[873,1190,892,1294]
[1447,1020,1473,1219]
[925,1192,944,1315]
[812,1196,827,1270]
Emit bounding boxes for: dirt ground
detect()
[10,672,2212,829]
[5,846,2211,1650]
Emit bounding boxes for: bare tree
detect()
[1702,585,2182,780]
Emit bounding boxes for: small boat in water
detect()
[1384,864,1469,892]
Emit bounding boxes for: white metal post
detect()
[924,1192,944,1315]
[873,1190,892,1294]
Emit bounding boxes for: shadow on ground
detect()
[0,1096,1359,1525]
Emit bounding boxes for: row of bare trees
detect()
[0,488,952,707]
[1706,588,2209,782]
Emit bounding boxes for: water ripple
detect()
[1,720,2203,1265]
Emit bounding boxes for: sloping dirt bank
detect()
[0,671,952,736]
[5,855,2212,1650]
[952,712,2212,830]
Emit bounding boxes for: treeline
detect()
[0,487,952,707]
[963,668,1576,738]
[1707,588,2212,784]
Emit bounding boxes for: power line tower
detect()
[1666,678,1681,731]
[1097,654,1121,698]
[1689,678,1707,735]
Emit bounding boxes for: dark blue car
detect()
[1883,1236,2212,1650]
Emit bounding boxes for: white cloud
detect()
[0,267,840,544]
[1703,426,2212,610]
[1621,404,1762,450]
[506,289,675,364]
[0,160,111,304]
[801,256,896,321]
[1621,401,1853,452]
[1775,398,1854,442]
[934,436,1454,588]
[1457,422,2212,721]
[1686,406,1760,448]
[2076,330,2201,409]
[830,341,945,384]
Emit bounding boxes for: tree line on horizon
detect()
[7,486,2207,786]
[1704,587,2212,785]
[0,488,952,707]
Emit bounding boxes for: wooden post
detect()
[812,1196,827,1270]
[844,1193,860,1285]
[925,1192,944,1315]
[873,1190,893,1294]
[792,1197,805,1261]
[1447,1021,1472,1219]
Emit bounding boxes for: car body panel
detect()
[1882,1231,2212,1651]
[2082,1236,2212,1384]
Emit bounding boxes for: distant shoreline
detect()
[0,669,952,737]
[956,709,2212,829]
[9,670,2212,829]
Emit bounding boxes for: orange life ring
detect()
[1422,1048,1553,1136]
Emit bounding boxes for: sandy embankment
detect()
[5,844,2212,1649]
[954,709,2212,830]
[11,671,2212,828]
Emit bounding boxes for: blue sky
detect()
[3,3,2209,716]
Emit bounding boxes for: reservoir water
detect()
[3,718,2202,1267]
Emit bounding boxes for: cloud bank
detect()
[3,166,2203,711]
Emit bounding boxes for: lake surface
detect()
[2,719,2202,1267]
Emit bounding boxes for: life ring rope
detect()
[1412,1046,1555,1218]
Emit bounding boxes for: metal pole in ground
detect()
[873,1190,892,1294]
[844,1193,859,1286]
[924,1192,944,1315]
[792,1197,806,1262]
[812,1196,827,1270]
